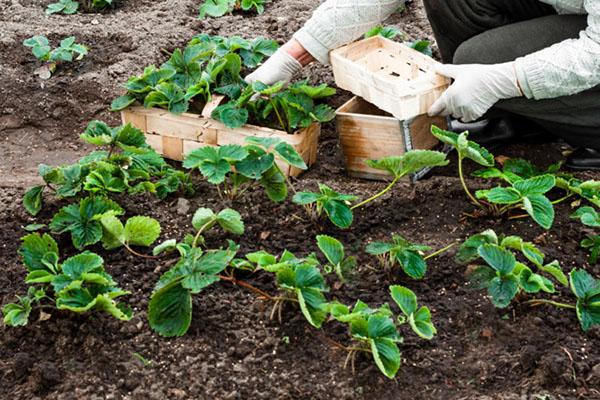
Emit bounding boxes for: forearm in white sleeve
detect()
[515,0,600,100]
[293,0,405,64]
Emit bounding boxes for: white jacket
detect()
[293,0,600,100]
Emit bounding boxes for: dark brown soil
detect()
[2,0,600,399]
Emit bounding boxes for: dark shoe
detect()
[449,116,552,149]
[449,118,516,148]
[566,148,600,171]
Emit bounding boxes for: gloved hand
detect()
[244,48,303,86]
[428,62,523,123]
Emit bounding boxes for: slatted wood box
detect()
[120,98,320,177]
[336,96,448,181]
[330,36,450,120]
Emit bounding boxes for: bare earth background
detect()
[1,0,600,399]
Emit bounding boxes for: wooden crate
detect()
[336,96,448,181]
[121,99,320,177]
[330,36,450,120]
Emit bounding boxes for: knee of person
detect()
[453,41,485,65]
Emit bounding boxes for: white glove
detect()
[245,48,303,86]
[428,62,522,123]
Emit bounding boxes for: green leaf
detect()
[523,194,554,230]
[191,207,217,231]
[488,275,519,308]
[292,191,320,205]
[110,95,136,111]
[316,235,344,266]
[430,126,494,166]
[570,268,600,299]
[153,239,178,256]
[2,299,32,327]
[478,244,516,275]
[408,306,437,340]
[20,233,59,272]
[273,142,307,170]
[571,206,600,228]
[259,165,287,202]
[538,260,568,287]
[389,285,418,316]
[398,250,427,279]
[513,175,555,196]
[456,230,498,263]
[61,251,104,279]
[235,148,275,179]
[100,214,125,250]
[365,150,448,179]
[23,185,45,216]
[149,283,192,337]
[212,103,248,128]
[123,216,161,247]
[297,287,328,328]
[481,187,522,204]
[183,146,232,184]
[216,208,244,235]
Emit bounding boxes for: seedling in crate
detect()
[183,137,306,202]
[571,207,600,263]
[22,121,192,216]
[199,0,266,18]
[364,25,404,40]
[293,150,448,228]
[316,235,357,282]
[2,233,132,327]
[23,36,88,78]
[212,80,336,133]
[528,269,600,332]
[188,34,278,68]
[366,235,454,279]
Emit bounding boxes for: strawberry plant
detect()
[211,80,336,133]
[365,25,403,40]
[46,0,79,14]
[366,235,454,279]
[199,0,266,18]
[23,36,88,78]
[529,269,600,332]
[316,235,356,282]
[183,137,306,202]
[22,121,191,216]
[149,206,244,336]
[293,150,448,228]
[100,215,161,256]
[571,206,600,263]
[112,35,278,113]
[430,125,578,230]
[328,285,436,379]
[458,229,568,287]
[2,233,132,327]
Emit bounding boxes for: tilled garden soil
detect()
[2,0,600,399]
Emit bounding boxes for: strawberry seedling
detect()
[46,0,79,14]
[364,25,404,40]
[183,137,306,202]
[2,233,132,327]
[199,0,266,18]
[293,150,448,228]
[316,235,357,282]
[366,235,454,279]
[23,36,88,78]
[571,206,600,263]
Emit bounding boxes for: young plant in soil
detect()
[22,120,191,216]
[529,269,600,332]
[46,0,79,14]
[148,206,244,337]
[430,125,581,230]
[366,235,454,279]
[183,137,306,202]
[23,36,88,78]
[2,233,132,327]
[293,150,449,228]
[199,0,266,18]
[571,206,600,264]
[316,235,357,283]
[327,285,436,379]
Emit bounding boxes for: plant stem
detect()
[552,193,574,205]
[317,333,371,353]
[270,99,288,133]
[526,299,576,309]
[192,220,215,248]
[124,244,159,259]
[423,242,456,260]
[508,213,530,220]
[218,274,275,301]
[351,176,400,210]
[458,156,482,207]
[274,162,297,194]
